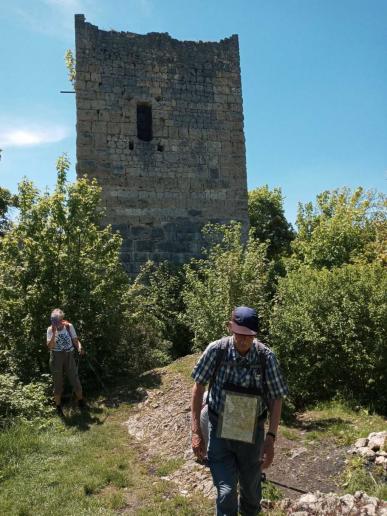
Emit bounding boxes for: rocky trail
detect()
[125,358,387,515]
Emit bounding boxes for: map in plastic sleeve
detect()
[218,391,262,443]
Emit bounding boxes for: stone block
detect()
[135,240,155,252]
[157,241,188,253]
[188,209,202,217]
[131,225,152,238]
[133,252,150,262]
[151,227,165,239]
[92,121,107,133]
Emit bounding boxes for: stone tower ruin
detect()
[75,14,249,274]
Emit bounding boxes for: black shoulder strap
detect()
[255,340,267,379]
[64,322,71,336]
[207,337,230,402]
[255,340,272,413]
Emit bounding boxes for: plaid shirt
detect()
[192,336,288,416]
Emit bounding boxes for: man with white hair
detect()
[191,306,288,516]
[47,308,85,417]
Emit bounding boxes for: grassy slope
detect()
[1,355,386,514]
[0,397,212,515]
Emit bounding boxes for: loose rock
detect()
[368,432,387,452]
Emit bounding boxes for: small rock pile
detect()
[263,491,387,515]
[348,432,387,468]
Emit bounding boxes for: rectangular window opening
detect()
[137,103,152,141]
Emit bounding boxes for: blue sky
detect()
[0,0,386,224]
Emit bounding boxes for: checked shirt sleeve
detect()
[191,342,218,386]
[264,351,289,399]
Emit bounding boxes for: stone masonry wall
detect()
[75,14,249,274]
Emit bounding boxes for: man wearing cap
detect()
[191,306,288,516]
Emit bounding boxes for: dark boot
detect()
[56,405,65,418]
[78,398,87,411]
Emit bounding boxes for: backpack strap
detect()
[254,340,271,414]
[254,340,267,380]
[206,337,230,404]
[62,320,72,337]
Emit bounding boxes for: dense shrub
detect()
[183,223,271,350]
[126,261,192,359]
[115,265,179,376]
[0,156,128,384]
[292,187,385,269]
[0,374,52,424]
[270,262,387,413]
[248,185,294,259]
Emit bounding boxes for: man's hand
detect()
[192,430,206,461]
[51,325,57,334]
[260,434,275,470]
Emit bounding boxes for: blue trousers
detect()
[208,412,264,516]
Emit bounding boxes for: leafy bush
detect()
[118,276,173,375]
[0,374,52,423]
[270,262,387,413]
[183,223,271,350]
[292,187,385,269]
[248,185,294,259]
[128,261,192,359]
[0,156,128,384]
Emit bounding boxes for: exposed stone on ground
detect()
[262,491,387,515]
[356,438,370,448]
[348,431,387,469]
[368,433,387,452]
[126,370,217,499]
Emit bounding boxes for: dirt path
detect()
[125,365,347,501]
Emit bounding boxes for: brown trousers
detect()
[50,351,82,395]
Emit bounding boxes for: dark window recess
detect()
[157,144,164,152]
[129,140,134,150]
[137,103,152,141]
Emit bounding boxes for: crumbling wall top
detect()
[75,14,239,48]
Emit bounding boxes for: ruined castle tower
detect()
[75,15,249,274]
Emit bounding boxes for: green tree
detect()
[270,262,387,413]
[248,185,294,259]
[126,261,192,359]
[0,187,17,235]
[183,222,270,350]
[0,155,128,383]
[292,187,386,269]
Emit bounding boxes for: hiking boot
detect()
[56,405,65,418]
[78,399,87,411]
